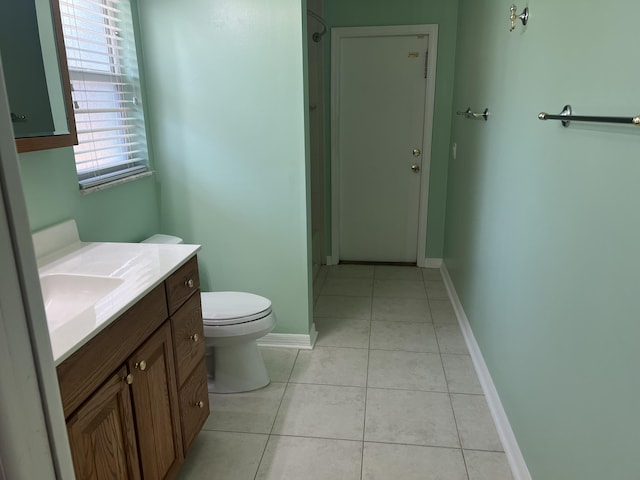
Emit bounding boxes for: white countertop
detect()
[39,241,201,365]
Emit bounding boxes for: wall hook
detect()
[509,4,529,32]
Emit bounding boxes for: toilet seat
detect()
[201,291,272,326]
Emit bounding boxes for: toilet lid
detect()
[201,291,272,325]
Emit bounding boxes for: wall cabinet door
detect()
[67,366,141,480]
[128,322,184,479]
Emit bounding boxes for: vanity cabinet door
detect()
[128,323,184,479]
[67,366,141,480]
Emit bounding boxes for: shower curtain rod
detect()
[307,9,327,42]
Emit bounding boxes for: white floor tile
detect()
[290,346,368,387]
[374,279,428,299]
[320,277,373,296]
[370,321,438,352]
[272,383,365,440]
[374,265,423,281]
[421,268,443,281]
[314,295,371,319]
[372,297,432,322]
[451,394,504,451]
[326,264,375,279]
[365,388,459,448]
[429,299,458,324]
[362,443,467,480]
[435,323,469,354]
[256,435,362,480]
[368,350,447,392]
[442,354,483,394]
[204,382,286,434]
[260,347,298,383]
[177,430,267,480]
[315,317,370,349]
[425,280,449,300]
[464,450,514,480]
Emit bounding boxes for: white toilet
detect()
[142,235,276,393]
[201,291,275,393]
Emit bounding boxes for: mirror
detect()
[0,0,77,153]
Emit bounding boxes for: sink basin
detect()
[40,274,124,329]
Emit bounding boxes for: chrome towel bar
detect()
[538,105,640,128]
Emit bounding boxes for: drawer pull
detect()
[196,400,204,409]
[124,373,134,385]
[135,360,147,371]
[185,279,195,288]
[190,333,200,342]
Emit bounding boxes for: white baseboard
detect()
[441,263,532,480]
[326,255,338,266]
[425,258,443,268]
[258,322,318,350]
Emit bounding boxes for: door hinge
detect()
[424,51,429,79]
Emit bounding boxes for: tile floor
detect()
[178,265,514,480]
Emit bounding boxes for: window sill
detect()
[79,170,155,195]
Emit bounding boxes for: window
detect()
[60,0,149,190]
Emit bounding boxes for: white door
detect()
[335,31,430,263]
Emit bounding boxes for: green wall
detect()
[19,147,159,242]
[324,0,459,259]
[136,0,312,335]
[445,1,640,478]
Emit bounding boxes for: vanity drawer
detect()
[166,256,200,315]
[179,362,209,453]
[171,293,206,387]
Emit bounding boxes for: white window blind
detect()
[60,0,149,190]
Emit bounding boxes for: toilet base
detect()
[205,341,270,394]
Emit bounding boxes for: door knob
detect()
[411,164,420,173]
[412,148,421,157]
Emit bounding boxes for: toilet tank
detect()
[141,234,184,244]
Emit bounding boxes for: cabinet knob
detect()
[185,279,195,288]
[196,400,204,408]
[190,333,199,342]
[135,360,147,371]
[124,373,134,385]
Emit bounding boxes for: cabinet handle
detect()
[124,373,134,385]
[185,279,195,288]
[190,333,199,342]
[195,400,204,408]
[135,360,147,371]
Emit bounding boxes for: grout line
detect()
[436,324,471,480]
[267,432,466,450]
[268,432,368,444]
[360,283,373,479]
[309,344,370,351]
[254,348,301,479]
[363,439,466,451]
[286,348,301,383]
[283,381,448,394]
[367,346,441,354]
[252,433,271,480]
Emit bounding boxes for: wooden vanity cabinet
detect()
[57,255,208,480]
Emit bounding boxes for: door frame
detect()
[0,60,75,478]
[329,24,438,267]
